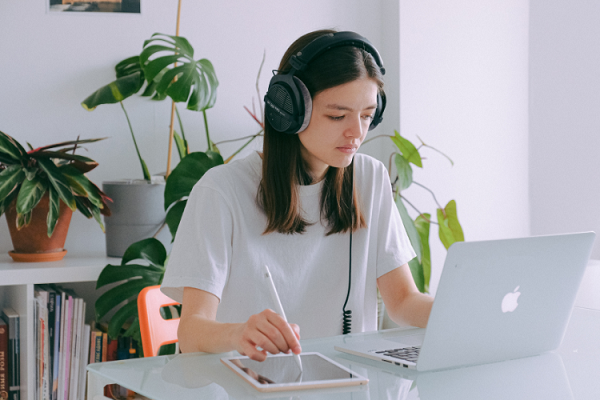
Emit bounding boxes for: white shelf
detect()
[0,253,120,400]
[0,254,119,285]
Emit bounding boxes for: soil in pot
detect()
[5,194,73,262]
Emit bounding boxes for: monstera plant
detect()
[81,33,219,180]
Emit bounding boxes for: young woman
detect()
[161,29,433,361]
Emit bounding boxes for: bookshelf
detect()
[0,254,118,400]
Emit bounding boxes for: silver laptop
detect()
[335,232,595,372]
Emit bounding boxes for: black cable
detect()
[342,161,354,334]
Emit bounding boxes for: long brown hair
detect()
[259,29,384,235]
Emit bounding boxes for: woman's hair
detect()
[259,29,385,235]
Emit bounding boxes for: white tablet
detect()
[220,352,369,392]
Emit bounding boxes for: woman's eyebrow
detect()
[325,104,378,111]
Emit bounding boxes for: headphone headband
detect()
[289,31,386,75]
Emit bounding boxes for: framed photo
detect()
[48,1,140,14]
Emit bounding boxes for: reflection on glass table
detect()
[87,307,600,400]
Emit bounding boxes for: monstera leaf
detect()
[95,238,167,345]
[140,33,219,111]
[164,151,224,239]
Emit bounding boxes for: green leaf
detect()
[408,257,425,293]
[0,130,27,162]
[95,279,154,321]
[96,263,164,289]
[391,130,422,168]
[16,176,47,215]
[140,34,218,112]
[0,189,18,216]
[165,200,186,241]
[164,151,223,210]
[81,72,144,111]
[394,153,413,191]
[122,238,167,268]
[437,200,465,250]
[115,55,143,79]
[0,165,25,202]
[414,213,431,293]
[47,187,60,236]
[395,197,422,263]
[173,131,188,161]
[61,165,104,208]
[36,158,76,211]
[108,300,138,340]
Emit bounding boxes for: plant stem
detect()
[175,106,187,151]
[224,130,262,163]
[215,131,263,146]
[401,195,439,225]
[412,181,443,209]
[203,110,213,152]
[120,101,150,181]
[362,134,393,146]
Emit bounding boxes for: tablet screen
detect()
[224,353,363,386]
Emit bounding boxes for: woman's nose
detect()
[345,115,364,138]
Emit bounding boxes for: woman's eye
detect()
[328,115,345,121]
[362,114,374,121]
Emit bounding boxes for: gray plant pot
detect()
[103,180,172,257]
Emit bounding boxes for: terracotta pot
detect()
[5,194,73,261]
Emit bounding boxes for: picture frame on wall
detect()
[48,0,140,14]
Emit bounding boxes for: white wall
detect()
[0,0,385,255]
[399,0,530,293]
[529,1,600,259]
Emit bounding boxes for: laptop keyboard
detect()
[375,346,421,363]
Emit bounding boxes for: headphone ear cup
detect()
[369,91,386,131]
[294,77,312,133]
[264,74,305,134]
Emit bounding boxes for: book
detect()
[51,292,61,400]
[2,308,20,400]
[0,317,8,400]
[34,289,50,400]
[89,330,102,364]
[77,324,90,400]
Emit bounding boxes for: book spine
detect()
[77,325,90,400]
[0,318,8,400]
[51,294,61,400]
[46,291,55,400]
[62,296,73,400]
[2,309,20,400]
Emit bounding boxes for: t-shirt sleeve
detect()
[374,166,417,278]
[160,180,233,303]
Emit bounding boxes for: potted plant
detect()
[94,59,267,355]
[0,130,110,262]
[81,33,219,257]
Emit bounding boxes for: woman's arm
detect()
[177,286,302,361]
[377,264,434,328]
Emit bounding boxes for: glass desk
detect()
[87,307,600,400]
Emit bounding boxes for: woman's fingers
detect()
[237,309,302,360]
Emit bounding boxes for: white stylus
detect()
[263,264,303,373]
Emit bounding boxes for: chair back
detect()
[137,285,180,357]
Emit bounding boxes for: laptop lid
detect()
[416,232,595,371]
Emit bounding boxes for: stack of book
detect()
[2,288,143,400]
[34,285,90,400]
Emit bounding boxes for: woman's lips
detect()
[337,145,357,154]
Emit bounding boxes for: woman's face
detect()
[298,77,379,182]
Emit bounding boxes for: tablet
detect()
[220,352,369,392]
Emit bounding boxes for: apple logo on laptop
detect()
[501,286,521,313]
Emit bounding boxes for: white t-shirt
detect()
[161,151,415,339]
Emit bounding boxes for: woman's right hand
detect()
[232,309,301,361]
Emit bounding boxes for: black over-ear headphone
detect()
[264,31,387,134]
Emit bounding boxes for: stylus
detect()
[263,264,303,373]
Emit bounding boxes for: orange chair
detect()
[137,285,180,357]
